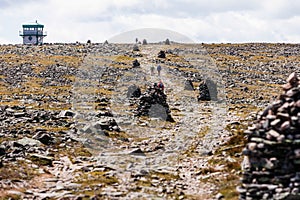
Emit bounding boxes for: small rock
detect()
[0,145,6,156]
[216,193,224,199]
[15,137,42,147]
[58,110,76,118]
[33,132,54,145]
[128,148,146,156]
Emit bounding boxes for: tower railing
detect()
[19,30,47,36]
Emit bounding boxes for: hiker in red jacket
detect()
[158,80,164,91]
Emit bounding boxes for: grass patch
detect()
[70,145,92,158]
[57,142,92,163]
[75,171,118,186]
[218,176,240,200]
[107,131,129,141]
[150,171,180,181]
[177,67,199,73]
[114,55,135,62]
[0,194,22,200]
[0,160,37,180]
[33,126,70,132]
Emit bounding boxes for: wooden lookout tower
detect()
[19,20,47,45]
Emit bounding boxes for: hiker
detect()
[158,80,164,91]
[157,65,162,76]
[150,65,155,75]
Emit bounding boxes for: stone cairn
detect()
[135,85,174,122]
[127,84,141,98]
[132,59,140,68]
[158,50,166,58]
[165,38,171,45]
[142,39,148,45]
[198,79,218,101]
[238,72,300,200]
[133,44,140,51]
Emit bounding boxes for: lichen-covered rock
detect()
[239,72,300,200]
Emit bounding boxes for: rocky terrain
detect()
[0,42,300,200]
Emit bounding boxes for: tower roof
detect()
[22,21,44,28]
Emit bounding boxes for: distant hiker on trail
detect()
[157,65,162,76]
[158,80,164,91]
[150,65,155,76]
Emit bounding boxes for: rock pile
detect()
[133,44,139,51]
[81,117,121,134]
[165,38,170,45]
[198,79,218,101]
[135,85,174,122]
[127,84,141,98]
[132,59,140,68]
[142,39,148,45]
[158,50,166,58]
[238,72,300,200]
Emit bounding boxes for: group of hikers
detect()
[148,64,164,92]
[150,65,165,91]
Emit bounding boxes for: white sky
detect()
[0,0,300,44]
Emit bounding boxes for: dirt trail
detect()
[139,45,228,152]
[131,45,230,197]
[23,44,231,199]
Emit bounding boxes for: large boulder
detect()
[238,72,300,200]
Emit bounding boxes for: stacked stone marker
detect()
[238,72,300,200]
[135,85,174,122]
[198,79,218,101]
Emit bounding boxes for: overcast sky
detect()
[0,0,300,44]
